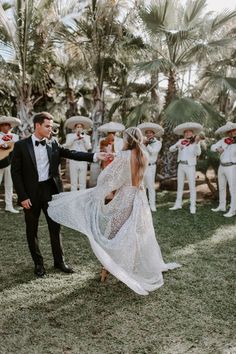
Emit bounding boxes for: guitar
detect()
[0,141,15,168]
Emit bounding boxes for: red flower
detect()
[2,134,13,141]
[181,139,190,146]
[224,137,234,145]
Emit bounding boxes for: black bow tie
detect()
[35,139,46,146]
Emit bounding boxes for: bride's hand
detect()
[97,152,114,161]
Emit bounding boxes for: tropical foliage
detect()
[0,0,236,174]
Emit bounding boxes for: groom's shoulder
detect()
[14,136,31,147]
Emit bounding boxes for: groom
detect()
[11,112,109,277]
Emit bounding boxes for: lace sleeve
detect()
[95,151,130,199]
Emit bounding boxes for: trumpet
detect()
[51,127,59,136]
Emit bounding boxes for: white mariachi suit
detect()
[98,136,124,154]
[169,139,201,212]
[0,132,19,209]
[143,139,162,211]
[211,138,236,213]
[114,136,123,153]
[65,133,91,191]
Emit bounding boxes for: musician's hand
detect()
[194,135,201,143]
[21,199,32,209]
[217,147,224,154]
[177,142,184,149]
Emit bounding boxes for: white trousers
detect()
[0,165,14,208]
[175,164,196,209]
[144,165,156,209]
[69,160,88,191]
[217,165,236,211]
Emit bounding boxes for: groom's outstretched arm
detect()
[58,141,94,162]
[57,141,111,162]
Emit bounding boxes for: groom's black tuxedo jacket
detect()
[11,136,94,204]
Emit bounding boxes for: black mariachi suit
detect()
[11,136,94,266]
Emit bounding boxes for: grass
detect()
[0,191,235,354]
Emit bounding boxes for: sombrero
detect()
[137,122,164,137]
[64,116,93,130]
[173,122,203,136]
[98,122,125,133]
[0,116,21,128]
[215,121,236,135]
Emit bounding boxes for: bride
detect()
[48,127,180,295]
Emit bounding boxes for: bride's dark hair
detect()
[123,127,147,183]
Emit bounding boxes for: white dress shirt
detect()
[169,139,201,166]
[0,131,19,144]
[143,139,162,164]
[32,135,50,182]
[211,138,236,163]
[64,133,91,152]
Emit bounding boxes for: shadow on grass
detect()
[0,193,236,353]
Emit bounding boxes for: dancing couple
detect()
[11,112,179,295]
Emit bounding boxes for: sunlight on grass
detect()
[174,224,236,257]
[0,268,96,310]
[0,194,235,354]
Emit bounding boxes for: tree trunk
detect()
[17,94,33,138]
[65,75,78,119]
[89,85,104,187]
[160,69,178,177]
[205,175,217,198]
[159,131,178,178]
[164,69,177,108]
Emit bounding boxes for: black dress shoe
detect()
[54,262,74,273]
[34,264,46,277]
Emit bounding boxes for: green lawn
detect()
[0,192,235,354]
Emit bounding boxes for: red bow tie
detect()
[2,134,13,141]
[181,139,190,146]
[224,137,234,145]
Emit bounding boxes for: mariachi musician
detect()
[138,122,164,212]
[98,121,125,169]
[211,121,236,218]
[169,122,204,214]
[64,116,93,191]
[0,115,21,213]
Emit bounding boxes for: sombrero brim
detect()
[215,122,236,135]
[98,122,125,133]
[0,116,21,128]
[138,123,164,137]
[64,116,93,130]
[173,122,203,136]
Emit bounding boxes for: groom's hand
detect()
[21,199,32,209]
[96,152,114,161]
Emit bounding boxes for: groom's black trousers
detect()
[24,179,64,266]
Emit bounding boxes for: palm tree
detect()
[0,0,58,135]
[136,0,236,177]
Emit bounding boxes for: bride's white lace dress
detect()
[48,150,180,295]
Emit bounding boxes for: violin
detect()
[181,132,205,146]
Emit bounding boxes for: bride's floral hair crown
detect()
[124,127,143,145]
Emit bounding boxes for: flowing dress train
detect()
[48,150,180,295]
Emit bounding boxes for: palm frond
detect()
[125,101,158,127]
[201,101,225,130]
[210,9,236,33]
[162,97,207,130]
[138,0,172,35]
[184,0,207,25]
[204,71,236,92]
[0,3,15,42]
[135,58,174,74]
